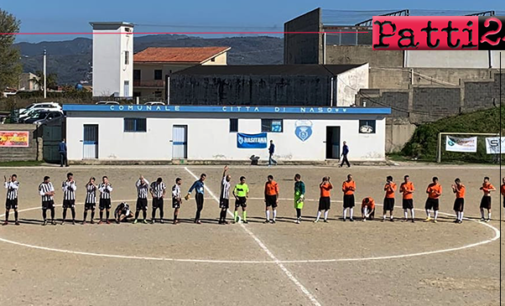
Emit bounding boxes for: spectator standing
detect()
[340,141,350,168]
[268,140,277,167]
[59,139,68,167]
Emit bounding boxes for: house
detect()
[133,47,230,100]
[18,73,40,91]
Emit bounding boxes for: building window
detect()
[133,70,141,81]
[154,70,162,80]
[133,92,141,97]
[359,120,376,134]
[124,118,147,132]
[230,118,238,132]
[211,57,216,62]
[261,119,283,133]
[125,51,130,65]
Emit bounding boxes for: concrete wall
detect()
[405,50,505,69]
[66,113,386,162]
[325,45,403,68]
[385,119,417,153]
[0,124,39,161]
[169,75,333,106]
[336,64,368,106]
[284,8,322,64]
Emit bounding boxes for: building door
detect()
[326,127,341,159]
[172,125,187,159]
[83,124,98,159]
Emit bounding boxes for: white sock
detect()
[350,208,354,219]
[460,212,464,220]
[273,210,277,220]
[426,209,430,218]
[456,211,460,220]
[343,209,347,220]
[488,212,491,220]
[324,210,329,220]
[410,209,415,219]
[363,207,368,218]
[382,214,386,220]
[434,211,438,220]
[404,209,408,219]
[266,210,270,221]
[480,208,485,219]
[316,211,321,221]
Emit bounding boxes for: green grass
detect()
[400,106,504,164]
[0,160,44,167]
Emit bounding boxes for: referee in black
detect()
[61,172,77,225]
[3,174,20,226]
[39,176,56,226]
[150,177,166,224]
[98,176,113,224]
[134,175,149,224]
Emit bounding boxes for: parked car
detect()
[19,102,61,114]
[19,103,61,121]
[33,112,65,125]
[144,101,165,106]
[95,101,120,105]
[23,110,63,124]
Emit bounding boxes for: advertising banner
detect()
[0,131,29,147]
[445,136,477,152]
[485,137,505,154]
[237,133,267,149]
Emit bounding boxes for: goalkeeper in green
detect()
[294,174,305,224]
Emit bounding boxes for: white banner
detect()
[445,136,477,153]
[485,137,505,154]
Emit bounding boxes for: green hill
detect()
[401,106,504,163]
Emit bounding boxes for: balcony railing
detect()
[133,80,165,88]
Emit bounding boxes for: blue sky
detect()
[3,0,505,42]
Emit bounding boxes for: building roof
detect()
[90,22,134,29]
[172,64,365,76]
[134,47,230,64]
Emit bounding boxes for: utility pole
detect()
[43,49,47,99]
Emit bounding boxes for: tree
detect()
[31,71,58,91]
[0,9,21,91]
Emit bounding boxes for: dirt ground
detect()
[0,163,503,306]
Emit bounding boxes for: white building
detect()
[63,104,390,163]
[90,22,134,98]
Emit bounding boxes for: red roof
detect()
[134,47,230,64]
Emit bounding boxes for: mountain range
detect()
[15,35,284,85]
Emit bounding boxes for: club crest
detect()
[295,120,313,142]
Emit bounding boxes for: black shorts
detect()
[153,198,164,209]
[319,197,331,210]
[425,198,439,211]
[84,202,96,210]
[220,198,229,209]
[6,198,18,210]
[63,200,75,209]
[453,198,464,212]
[343,194,355,208]
[235,197,247,208]
[99,198,111,210]
[383,198,395,211]
[42,200,54,210]
[265,195,277,208]
[480,196,491,209]
[136,198,148,211]
[402,199,414,210]
[172,198,181,209]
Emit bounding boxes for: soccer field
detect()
[0,164,503,306]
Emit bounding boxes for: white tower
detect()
[90,22,134,98]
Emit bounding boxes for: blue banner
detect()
[237,133,268,149]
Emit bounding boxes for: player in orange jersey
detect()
[342,174,356,222]
[399,175,415,223]
[479,177,496,222]
[451,178,465,224]
[383,176,397,222]
[425,177,442,223]
[361,197,375,221]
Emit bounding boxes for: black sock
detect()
[71,208,76,220]
[91,210,95,221]
[99,211,103,221]
[106,211,110,220]
[221,209,227,221]
[14,210,18,222]
[42,209,47,220]
[159,208,164,220]
[135,211,140,220]
[5,210,9,222]
[62,208,67,221]
[50,208,55,220]
[142,210,147,220]
[296,209,301,219]
[174,210,178,221]
[83,211,88,221]
[152,208,157,220]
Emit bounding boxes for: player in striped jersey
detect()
[133,176,150,224]
[219,166,231,224]
[98,176,113,224]
[61,173,77,225]
[172,178,182,224]
[3,174,20,226]
[39,176,56,226]
[83,177,98,224]
[150,177,166,224]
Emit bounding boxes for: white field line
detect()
[184,167,322,306]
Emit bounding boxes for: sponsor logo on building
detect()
[295,120,313,142]
[237,133,268,149]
